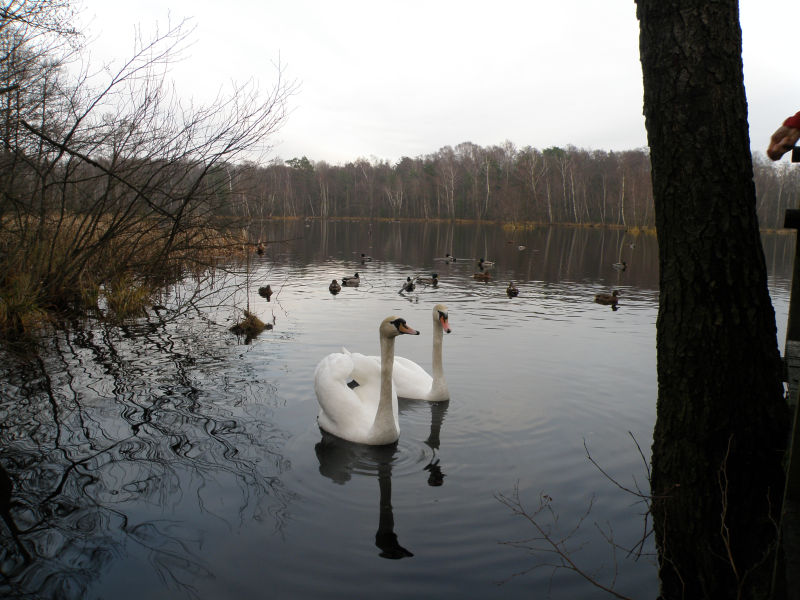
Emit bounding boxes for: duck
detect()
[401,277,415,293]
[329,279,341,294]
[478,257,495,270]
[258,285,273,301]
[594,290,620,305]
[416,273,439,286]
[473,270,492,281]
[256,242,265,255]
[342,272,360,286]
[612,261,627,271]
[367,304,452,402]
[360,253,373,263]
[434,253,457,263]
[314,316,420,445]
[506,281,519,297]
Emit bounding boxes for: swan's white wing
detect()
[314,351,376,441]
[365,354,433,400]
[393,356,434,399]
[347,350,382,386]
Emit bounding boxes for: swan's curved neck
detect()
[373,333,397,436]
[431,321,447,392]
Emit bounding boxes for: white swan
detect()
[370,304,451,402]
[314,316,419,445]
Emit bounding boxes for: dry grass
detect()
[103,273,155,320]
[229,309,271,340]
[0,214,249,338]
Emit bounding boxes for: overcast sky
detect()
[76,0,800,165]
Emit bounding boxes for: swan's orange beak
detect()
[439,314,451,334]
[398,323,420,335]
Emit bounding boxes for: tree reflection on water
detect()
[0,315,294,599]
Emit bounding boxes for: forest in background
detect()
[228,144,800,229]
[223,141,800,229]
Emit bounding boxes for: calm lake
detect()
[0,221,794,600]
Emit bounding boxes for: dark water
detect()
[0,221,794,600]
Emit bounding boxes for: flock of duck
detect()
[311,252,626,446]
[330,255,522,299]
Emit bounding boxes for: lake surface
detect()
[0,221,794,600]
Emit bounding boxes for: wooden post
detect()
[784,209,800,358]
[773,209,800,599]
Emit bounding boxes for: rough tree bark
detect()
[636,1,790,598]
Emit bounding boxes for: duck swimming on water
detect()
[401,277,415,293]
[258,285,273,301]
[594,290,619,305]
[416,273,439,286]
[342,273,360,286]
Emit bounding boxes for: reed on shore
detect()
[0,213,250,338]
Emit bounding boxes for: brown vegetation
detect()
[0,0,293,339]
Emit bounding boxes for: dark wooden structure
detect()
[774,208,800,598]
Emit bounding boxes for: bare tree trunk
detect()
[638,1,789,598]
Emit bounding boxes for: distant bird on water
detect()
[594,290,619,305]
[416,273,439,286]
[360,253,373,263]
[342,272,360,286]
[473,270,492,282]
[329,279,341,294]
[435,253,457,263]
[401,277,415,293]
[612,261,627,271]
[506,281,519,297]
[258,285,273,301]
[478,257,495,270]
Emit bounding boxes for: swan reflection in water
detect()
[315,434,413,559]
[314,399,450,559]
[416,399,448,487]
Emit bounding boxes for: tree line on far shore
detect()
[224,144,800,230]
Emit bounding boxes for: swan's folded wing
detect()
[314,349,389,441]
[314,351,363,434]
[392,356,433,399]
[349,351,381,382]
[314,350,355,386]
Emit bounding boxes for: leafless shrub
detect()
[496,433,654,599]
[0,4,296,337]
